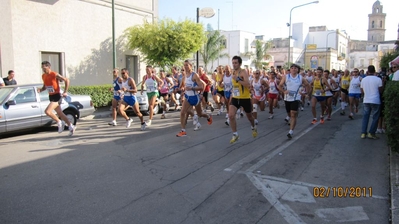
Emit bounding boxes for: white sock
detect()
[233,132,238,136]
[289,130,293,134]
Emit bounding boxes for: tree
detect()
[126,19,205,68]
[242,39,273,70]
[380,51,399,69]
[199,30,229,73]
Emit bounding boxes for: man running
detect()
[310,67,332,124]
[228,56,257,144]
[267,71,279,119]
[109,68,122,126]
[159,70,172,119]
[323,70,337,120]
[141,65,164,126]
[119,69,146,130]
[176,60,213,137]
[348,68,362,119]
[340,69,351,115]
[223,65,233,126]
[37,61,76,136]
[279,64,310,139]
[251,69,268,125]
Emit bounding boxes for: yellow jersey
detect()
[341,75,350,90]
[216,73,224,91]
[312,78,325,96]
[232,70,251,99]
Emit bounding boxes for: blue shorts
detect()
[313,96,326,102]
[113,96,121,101]
[185,94,200,106]
[349,93,361,99]
[123,95,137,106]
[224,91,231,99]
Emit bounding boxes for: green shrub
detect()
[69,85,113,108]
[384,81,399,151]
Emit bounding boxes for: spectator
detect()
[360,65,383,139]
[3,70,17,85]
[392,63,399,81]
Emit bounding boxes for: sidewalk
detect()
[391,147,399,223]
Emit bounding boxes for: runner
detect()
[348,68,362,119]
[323,70,337,120]
[171,66,182,110]
[228,56,257,144]
[37,61,76,136]
[310,67,332,124]
[109,68,122,126]
[267,71,279,119]
[176,60,213,137]
[159,70,172,119]
[215,66,225,115]
[119,69,146,130]
[141,65,164,126]
[305,70,314,106]
[279,64,310,139]
[331,69,341,109]
[250,69,269,125]
[340,69,351,115]
[223,65,233,126]
[199,67,213,113]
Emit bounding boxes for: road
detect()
[0,104,390,224]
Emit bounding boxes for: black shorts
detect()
[216,90,224,97]
[160,93,168,98]
[202,91,209,103]
[341,89,348,95]
[230,98,252,113]
[49,93,62,103]
[285,100,300,113]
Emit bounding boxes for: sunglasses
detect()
[393,66,398,69]
[255,73,260,74]
[121,72,126,74]
[353,71,359,72]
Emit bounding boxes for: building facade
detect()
[0,0,158,85]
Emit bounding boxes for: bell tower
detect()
[367,0,386,42]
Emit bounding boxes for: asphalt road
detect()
[0,103,390,224]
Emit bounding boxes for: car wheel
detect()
[63,110,77,128]
[152,104,159,115]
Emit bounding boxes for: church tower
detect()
[368,1,386,42]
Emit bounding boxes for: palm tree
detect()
[244,40,273,70]
[199,30,229,73]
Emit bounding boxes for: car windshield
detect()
[0,88,14,104]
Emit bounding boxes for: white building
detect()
[0,0,158,85]
[200,30,256,72]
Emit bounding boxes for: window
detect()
[245,38,249,52]
[369,58,374,66]
[126,55,139,83]
[41,52,65,75]
[372,21,375,28]
[360,59,364,67]
[380,21,383,28]
[11,88,36,104]
[372,36,373,41]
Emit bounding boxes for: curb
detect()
[390,146,399,223]
[80,111,111,120]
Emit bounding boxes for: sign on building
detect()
[310,55,318,69]
[307,44,317,50]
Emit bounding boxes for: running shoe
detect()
[193,115,199,125]
[268,115,274,119]
[140,122,147,131]
[284,116,290,122]
[340,111,345,115]
[207,115,213,125]
[161,114,166,119]
[108,120,117,126]
[217,110,221,116]
[176,131,187,137]
[301,107,304,111]
[166,104,170,112]
[327,116,331,121]
[68,125,76,136]
[225,118,230,126]
[194,122,201,131]
[349,113,354,120]
[58,121,65,133]
[146,120,152,126]
[287,132,293,139]
[126,118,133,128]
[311,119,317,125]
[320,117,325,124]
[367,133,379,139]
[210,105,215,112]
[240,112,244,117]
[230,134,239,144]
[361,133,366,139]
[252,127,258,138]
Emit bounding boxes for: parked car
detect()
[0,84,79,134]
[63,91,95,118]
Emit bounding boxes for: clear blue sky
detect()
[159,0,398,41]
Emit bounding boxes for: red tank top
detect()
[200,74,211,92]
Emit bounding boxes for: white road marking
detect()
[261,178,316,203]
[315,206,369,222]
[247,173,306,224]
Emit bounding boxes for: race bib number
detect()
[315,90,321,96]
[114,91,120,96]
[233,88,240,97]
[147,85,155,92]
[270,86,275,91]
[288,91,296,97]
[342,80,349,85]
[46,86,55,93]
[255,86,261,91]
[224,84,232,90]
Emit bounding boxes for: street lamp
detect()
[196,7,215,72]
[287,1,319,67]
[325,31,336,69]
[112,0,116,69]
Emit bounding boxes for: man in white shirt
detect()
[392,63,399,81]
[360,65,383,139]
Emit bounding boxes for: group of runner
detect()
[106,56,378,143]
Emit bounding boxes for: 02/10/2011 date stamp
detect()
[313,187,372,198]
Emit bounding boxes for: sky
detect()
[158,0,398,41]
